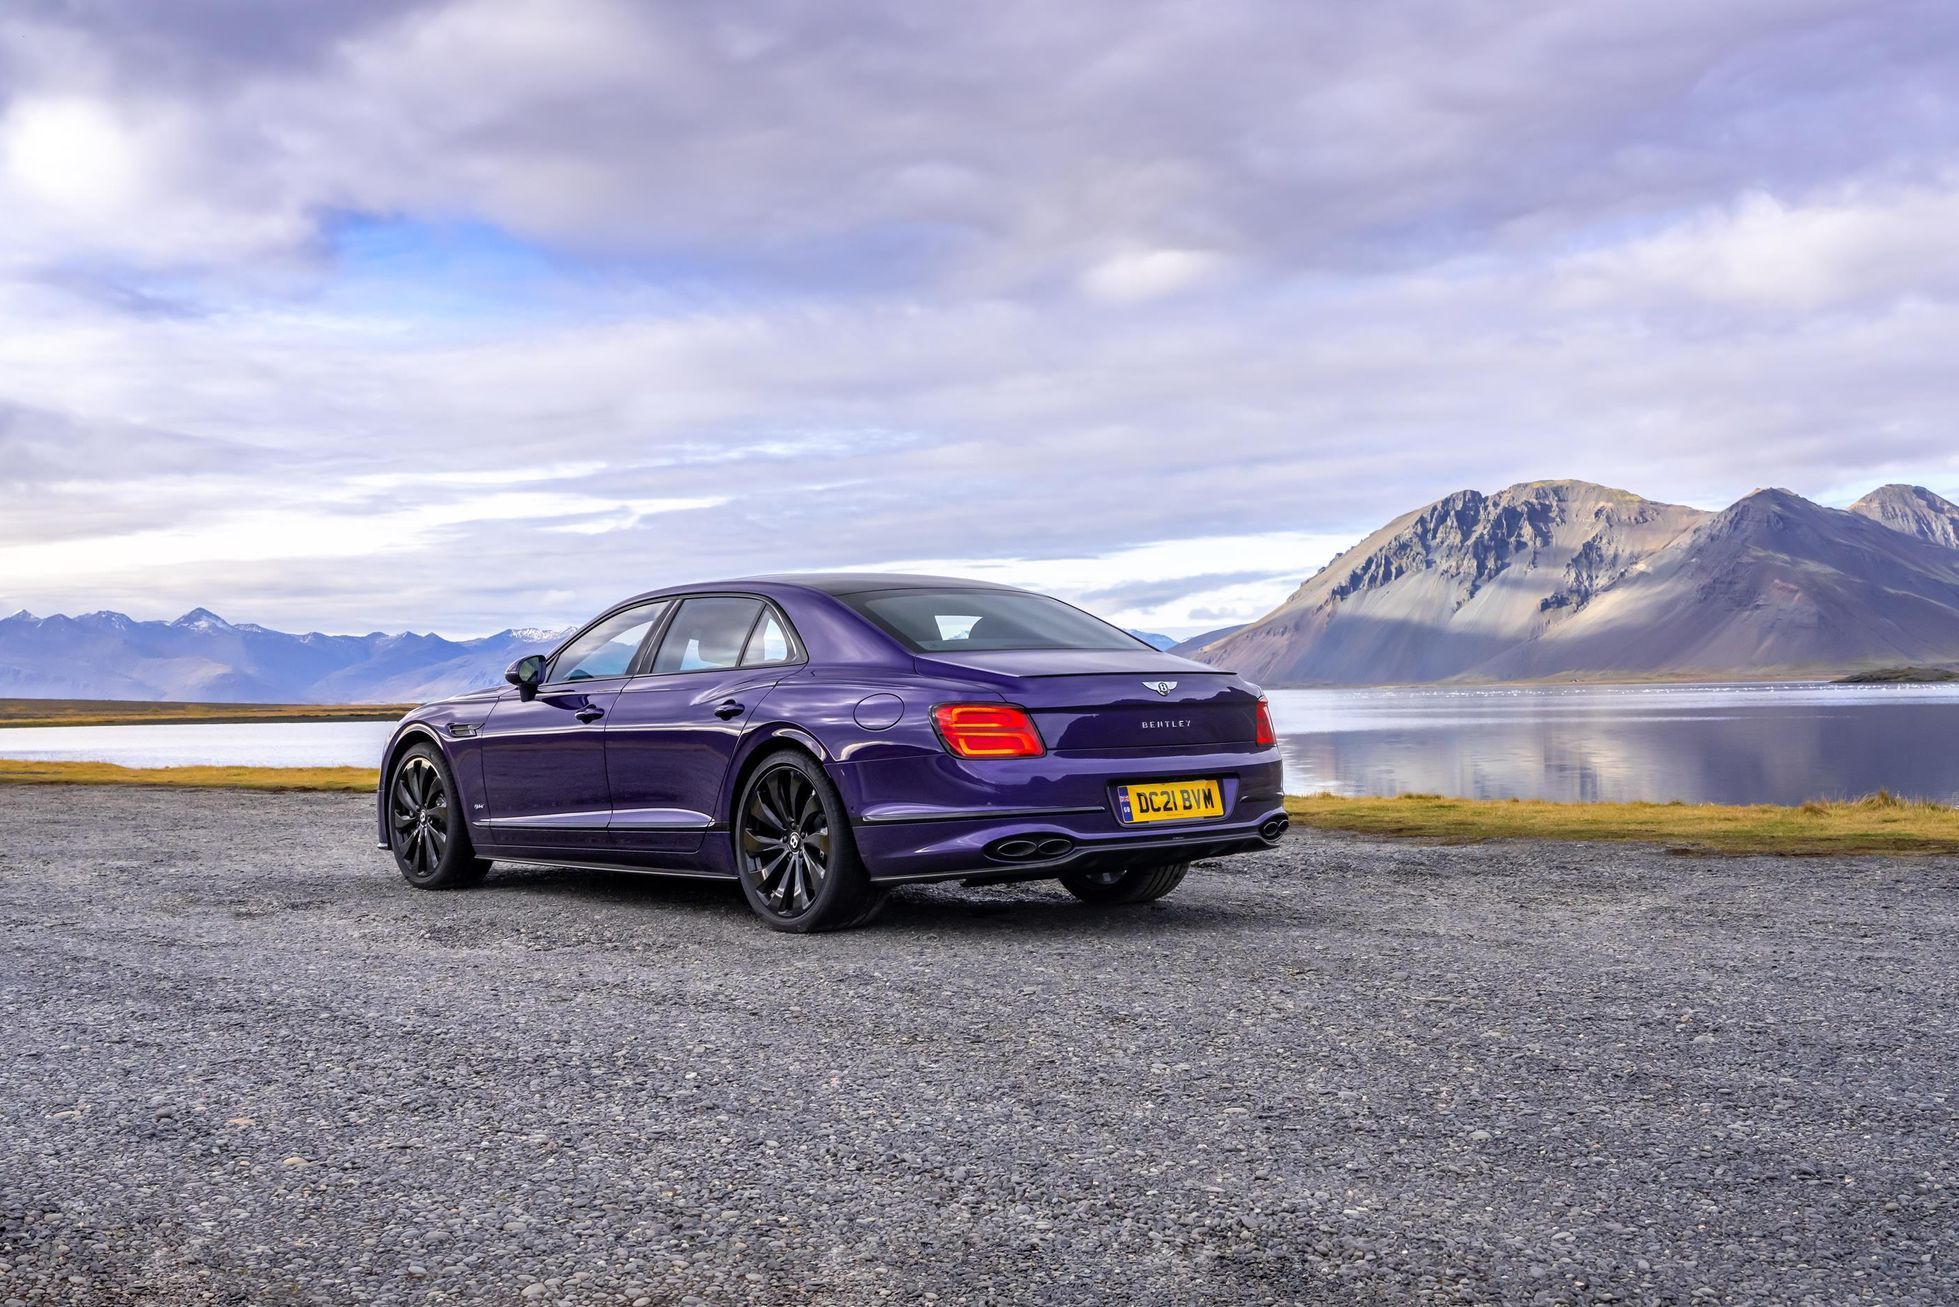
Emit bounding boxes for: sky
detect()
[2,0,1957,639]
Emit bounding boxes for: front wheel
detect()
[387,743,491,890]
[1060,862,1190,905]
[735,752,887,933]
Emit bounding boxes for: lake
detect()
[0,683,1955,805]
[1268,682,1959,805]
[0,720,400,769]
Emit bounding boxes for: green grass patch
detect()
[0,698,410,729]
[0,759,380,791]
[1286,790,1959,856]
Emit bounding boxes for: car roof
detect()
[706,572,1021,597]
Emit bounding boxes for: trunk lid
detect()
[913,649,1259,753]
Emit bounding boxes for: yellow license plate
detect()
[1117,779,1224,824]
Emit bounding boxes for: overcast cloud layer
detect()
[3,0,1957,636]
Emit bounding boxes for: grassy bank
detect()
[1286,792,1959,856]
[0,698,410,729]
[1,760,1953,855]
[0,760,379,791]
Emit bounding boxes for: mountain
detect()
[1126,629,1179,651]
[0,609,568,704]
[1849,484,1959,550]
[1184,480,1959,685]
[1169,624,1244,656]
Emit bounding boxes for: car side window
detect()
[741,610,795,666]
[550,602,669,683]
[650,597,765,674]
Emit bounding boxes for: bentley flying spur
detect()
[377,575,1288,931]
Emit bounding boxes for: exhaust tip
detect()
[1259,816,1290,841]
[986,835,1077,862]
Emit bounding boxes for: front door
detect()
[605,596,803,852]
[475,600,670,848]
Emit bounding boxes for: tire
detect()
[734,751,887,933]
[386,742,491,890]
[1060,861,1191,905]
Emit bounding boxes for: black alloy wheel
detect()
[1059,861,1191,905]
[388,743,490,889]
[735,752,886,932]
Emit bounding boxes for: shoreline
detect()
[0,698,409,729]
[0,760,379,790]
[1286,791,1959,856]
[0,761,1952,855]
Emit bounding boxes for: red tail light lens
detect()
[932,703,1046,758]
[1254,697,1277,747]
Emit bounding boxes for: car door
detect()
[475,600,670,849]
[604,595,804,853]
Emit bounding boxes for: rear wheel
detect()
[1060,862,1190,905]
[387,743,491,890]
[735,751,887,932]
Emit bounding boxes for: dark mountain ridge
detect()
[1185,481,1959,685]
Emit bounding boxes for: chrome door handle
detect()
[575,707,605,723]
[714,700,745,720]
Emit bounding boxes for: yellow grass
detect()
[0,698,410,729]
[1286,791,1959,856]
[0,759,380,791]
[3,759,1954,855]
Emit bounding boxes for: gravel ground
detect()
[2,787,1957,1306]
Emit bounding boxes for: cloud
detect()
[1555,185,1959,312]
[1080,249,1228,301]
[0,0,1957,635]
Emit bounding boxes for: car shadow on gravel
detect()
[476,863,746,913]
[876,886,1248,937]
[469,862,1255,936]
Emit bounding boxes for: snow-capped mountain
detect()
[0,609,570,704]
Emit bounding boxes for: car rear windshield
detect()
[841,588,1145,653]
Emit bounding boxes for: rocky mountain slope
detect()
[0,609,566,703]
[1850,484,1959,550]
[1186,480,1959,684]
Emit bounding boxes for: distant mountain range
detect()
[0,608,570,704]
[0,603,1187,705]
[9,482,1957,701]
[1180,481,1959,685]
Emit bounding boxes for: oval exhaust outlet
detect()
[993,838,1039,860]
[1035,837,1073,858]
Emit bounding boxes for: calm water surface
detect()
[0,720,398,769]
[1268,682,1959,805]
[2,683,1956,805]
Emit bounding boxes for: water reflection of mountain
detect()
[1269,684,1959,805]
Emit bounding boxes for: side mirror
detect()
[505,654,545,701]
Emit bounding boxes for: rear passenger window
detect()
[650,597,764,674]
[742,612,795,666]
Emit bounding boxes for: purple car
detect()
[377,574,1287,931]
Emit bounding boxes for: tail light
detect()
[1254,696,1277,747]
[932,703,1046,759]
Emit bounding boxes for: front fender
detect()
[375,721,447,847]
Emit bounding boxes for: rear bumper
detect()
[851,806,1289,884]
[837,746,1288,884]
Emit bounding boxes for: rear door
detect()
[604,596,804,852]
[475,600,669,848]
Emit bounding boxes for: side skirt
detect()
[474,851,739,882]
